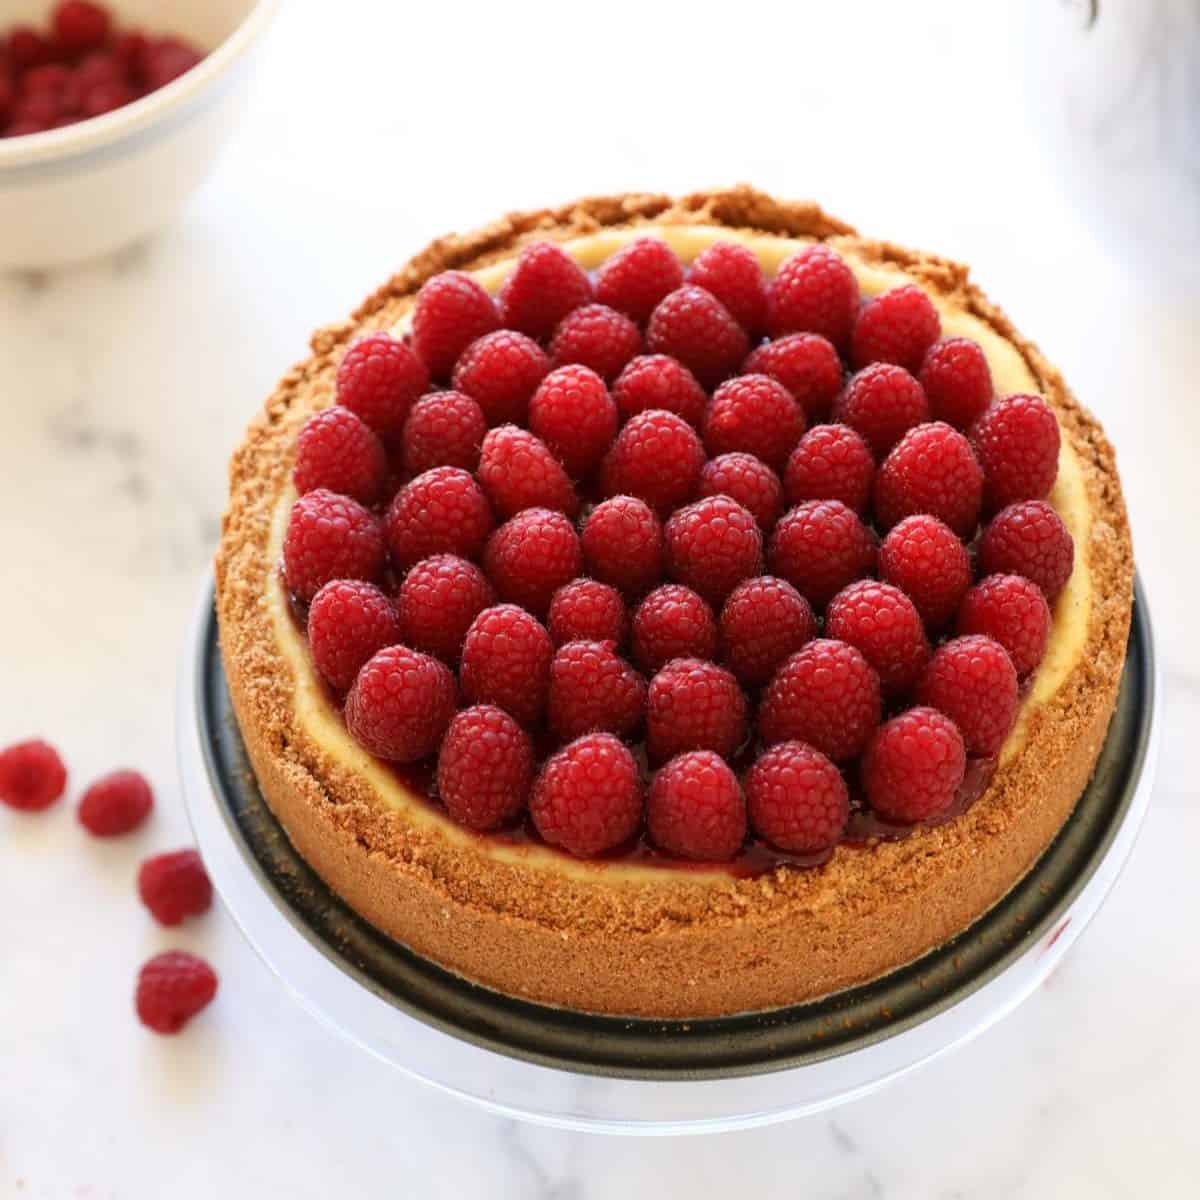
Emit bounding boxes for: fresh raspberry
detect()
[703,373,806,471]
[612,354,707,429]
[292,406,387,505]
[52,2,111,55]
[137,850,212,927]
[284,489,384,602]
[77,769,153,836]
[0,739,67,811]
[851,285,941,373]
[873,422,983,537]
[549,304,642,383]
[784,424,875,515]
[645,285,749,389]
[548,641,646,740]
[497,240,592,340]
[477,425,578,519]
[580,495,665,598]
[451,330,549,427]
[919,337,993,430]
[977,500,1074,601]
[135,951,218,1035]
[396,554,495,664]
[825,580,930,695]
[400,390,486,475]
[957,574,1051,677]
[384,468,493,572]
[335,332,430,437]
[460,605,554,726]
[719,576,817,688]
[917,635,1019,755]
[833,364,930,458]
[6,27,52,71]
[411,271,500,379]
[548,579,627,647]
[529,733,642,856]
[22,64,77,109]
[647,751,746,861]
[437,706,533,831]
[743,332,843,422]
[699,453,784,533]
[878,513,972,628]
[73,51,124,92]
[0,74,14,125]
[970,393,1061,512]
[344,645,457,762]
[139,37,202,90]
[80,78,133,117]
[631,585,718,674]
[308,580,402,690]
[483,508,582,617]
[687,241,767,337]
[745,742,849,853]
[527,365,619,478]
[112,31,147,76]
[768,500,876,610]
[645,658,748,763]
[758,639,881,761]
[664,495,763,606]
[594,237,684,325]
[766,245,861,351]
[863,707,966,823]
[600,409,706,516]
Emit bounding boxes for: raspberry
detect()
[77,769,153,836]
[646,285,749,389]
[81,78,133,116]
[308,580,402,690]
[292,406,387,505]
[826,580,930,695]
[548,579,627,647]
[632,585,718,674]
[766,245,861,351]
[460,605,554,726]
[647,751,746,861]
[833,364,930,458]
[719,576,816,688]
[335,332,429,436]
[594,237,684,325]
[6,27,52,71]
[548,641,646,740]
[400,391,486,475]
[549,304,642,383]
[874,422,984,537]
[758,639,881,761]
[863,707,966,823]
[600,409,706,516]
[0,740,66,811]
[530,734,642,856]
[452,330,549,427]
[396,554,495,664]
[851,285,941,373]
[917,635,1019,755]
[483,508,582,617]
[878,513,972,627]
[699,453,784,533]
[745,742,849,853]
[957,574,1051,677]
[385,468,493,572]
[344,645,457,761]
[687,241,767,336]
[977,500,1074,601]
[527,365,619,479]
[74,51,123,92]
[135,951,218,1035]
[970,393,1061,511]
[580,495,665,598]
[411,271,500,379]
[477,425,578,519]
[645,658,748,763]
[138,850,212,927]
[919,337,993,430]
[743,332,844,422]
[784,424,875,515]
[437,706,533,831]
[498,240,592,340]
[702,373,806,471]
[664,495,763,606]
[53,2,111,55]
[768,500,876,610]
[612,355,707,429]
[284,489,384,602]
[140,37,202,90]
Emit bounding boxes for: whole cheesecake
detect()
[216,187,1133,1018]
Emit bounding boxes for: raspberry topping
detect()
[665,495,764,606]
[400,391,487,476]
[0,739,66,811]
[873,422,984,537]
[344,645,457,762]
[385,468,493,572]
[878,513,973,628]
[308,579,402,690]
[646,285,749,389]
[293,406,387,505]
[647,751,747,861]
[919,337,993,430]
[784,423,875,515]
[483,507,582,618]
[437,706,533,831]
[580,495,665,598]
[687,241,768,337]
[527,365,619,479]
[767,245,861,352]
[957,573,1051,677]
[284,489,384,602]
[612,354,707,429]
[460,604,554,726]
[851,284,941,373]
[646,658,748,764]
[863,707,966,823]
[548,641,646,740]
[547,579,627,647]
[719,575,817,688]
[977,500,1074,601]
[594,237,685,324]
[138,850,212,927]
[632,584,719,674]
[768,500,877,610]
[498,241,593,340]
[600,408,706,517]
[743,332,844,423]
[745,742,849,853]
[703,373,807,471]
[699,453,785,533]
[135,951,218,1035]
[396,554,495,664]
[78,769,153,837]
[477,425,579,519]
[833,364,930,458]
[411,271,500,379]
[917,635,1019,755]
[335,333,429,436]
[452,330,549,427]
[549,304,642,383]
[826,579,930,695]
[970,393,1061,512]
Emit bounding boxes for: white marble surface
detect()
[2,0,1198,1194]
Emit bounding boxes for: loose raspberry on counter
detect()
[631,584,719,674]
[460,605,554,726]
[437,706,533,832]
[970,393,1061,512]
[745,741,849,854]
[665,495,764,606]
[344,645,457,762]
[284,489,385,602]
[527,365,619,479]
[135,951,218,1035]
[645,658,748,764]
[0,739,67,811]
[719,575,816,688]
[292,406,387,505]
[581,495,665,598]
[78,769,153,836]
[919,337,993,430]
[548,641,646,740]
[766,245,861,352]
[477,425,579,519]
[833,363,930,459]
[400,391,487,476]
[452,330,550,428]
[335,332,429,437]
[53,2,111,55]
[784,424,875,515]
[498,241,593,340]
[483,508,582,618]
[396,555,495,665]
[411,271,500,379]
[687,241,768,337]
[878,513,972,628]
[548,579,627,647]
[138,849,212,927]
[384,468,493,572]
[957,573,1051,677]
[647,751,746,861]
[917,635,1019,756]
[743,332,844,423]
[768,500,876,610]
[594,236,685,325]
[863,707,966,823]
[851,284,941,373]
[703,373,806,471]
[549,304,642,383]
[600,408,706,517]
[873,421,983,537]
[699,453,785,533]
[977,500,1074,601]
[308,580,402,690]
[646,285,750,389]
[612,354,707,429]
[826,579,930,695]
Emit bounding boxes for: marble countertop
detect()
[2,1,1197,1195]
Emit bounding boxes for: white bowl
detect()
[0,0,278,270]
